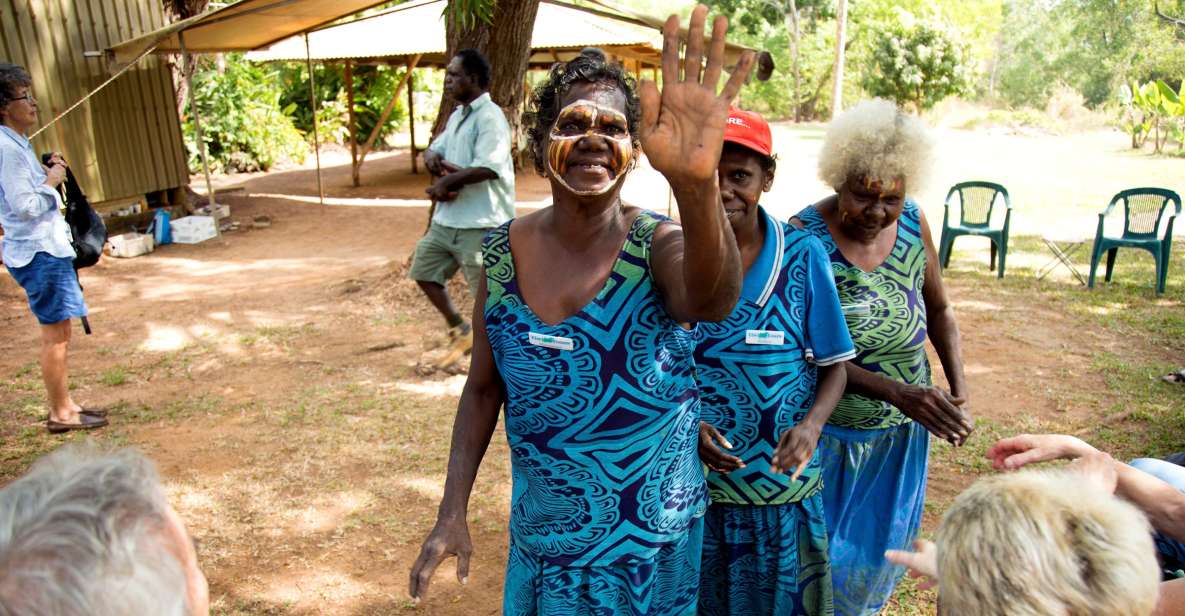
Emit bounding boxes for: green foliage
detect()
[861,11,970,111]
[278,63,412,148]
[183,53,308,173]
[1120,79,1185,153]
[702,0,832,36]
[995,0,1185,108]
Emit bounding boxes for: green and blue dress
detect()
[483,209,707,615]
[796,200,932,616]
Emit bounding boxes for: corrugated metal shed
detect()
[1,0,188,205]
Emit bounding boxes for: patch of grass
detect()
[100,366,129,386]
[945,236,1185,352]
[1085,353,1184,460]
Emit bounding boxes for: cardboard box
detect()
[107,232,155,258]
[171,216,218,244]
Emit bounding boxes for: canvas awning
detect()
[244,0,755,69]
[108,0,396,66]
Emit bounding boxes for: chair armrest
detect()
[1099,200,1119,218]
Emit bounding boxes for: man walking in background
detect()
[412,49,514,368]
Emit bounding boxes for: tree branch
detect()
[1155,0,1185,30]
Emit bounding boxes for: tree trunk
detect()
[830,0,848,119]
[785,0,801,122]
[162,0,209,120]
[429,0,541,170]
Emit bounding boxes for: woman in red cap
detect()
[696,107,854,615]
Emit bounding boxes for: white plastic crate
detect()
[170,215,217,244]
[107,232,154,258]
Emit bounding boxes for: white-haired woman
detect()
[0,444,209,615]
[792,98,971,615]
[887,460,1169,616]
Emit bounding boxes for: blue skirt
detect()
[1129,457,1185,577]
[6,252,87,325]
[503,516,703,616]
[699,496,833,616]
[817,421,929,616]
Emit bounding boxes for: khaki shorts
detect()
[408,223,490,293]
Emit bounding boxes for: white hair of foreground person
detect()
[818,98,933,192]
[0,443,193,616]
[935,468,1161,616]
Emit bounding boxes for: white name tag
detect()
[528,332,575,351]
[745,330,785,346]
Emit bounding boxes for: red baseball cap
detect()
[724,107,773,158]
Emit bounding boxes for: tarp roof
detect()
[108,0,396,65]
[244,0,662,66]
[243,0,757,69]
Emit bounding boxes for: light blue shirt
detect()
[0,125,73,268]
[427,92,515,229]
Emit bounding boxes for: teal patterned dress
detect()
[695,208,854,616]
[795,200,932,616]
[483,209,707,615]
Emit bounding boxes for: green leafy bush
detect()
[182,54,308,173]
[278,63,410,148]
[862,10,970,112]
[1120,79,1185,154]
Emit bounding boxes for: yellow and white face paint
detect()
[546,99,634,196]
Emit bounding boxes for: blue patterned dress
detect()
[483,209,707,616]
[795,200,932,616]
[696,208,854,616]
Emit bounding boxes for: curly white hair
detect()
[817,98,933,193]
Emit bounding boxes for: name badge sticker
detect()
[528,332,575,351]
[745,330,785,346]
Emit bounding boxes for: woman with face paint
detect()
[694,108,854,615]
[791,99,972,616]
[408,6,755,615]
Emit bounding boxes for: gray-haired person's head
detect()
[818,98,933,194]
[0,443,208,616]
[934,468,1161,616]
[0,64,32,119]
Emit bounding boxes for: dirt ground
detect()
[0,146,1181,615]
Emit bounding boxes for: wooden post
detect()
[305,34,325,207]
[356,54,421,180]
[347,60,359,187]
[177,31,216,210]
[408,67,418,174]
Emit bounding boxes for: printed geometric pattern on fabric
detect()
[696,227,838,506]
[795,201,930,430]
[816,422,929,616]
[503,506,704,616]
[698,497,834,616]
[482,210,707,568]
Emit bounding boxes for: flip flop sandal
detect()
[1161,369,1185,384]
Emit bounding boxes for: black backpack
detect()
[41,154,106,270]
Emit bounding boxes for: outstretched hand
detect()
[638,5,755,187]
[885,540,939,591]
[986,433,1098,471]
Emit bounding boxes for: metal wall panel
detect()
[0,0,188,203]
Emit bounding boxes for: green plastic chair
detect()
[1087,187,1181,295]
[939,181,1012,278]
